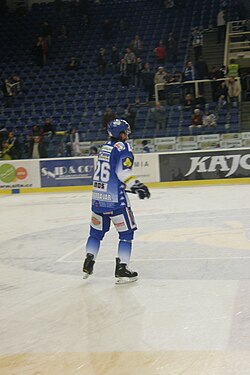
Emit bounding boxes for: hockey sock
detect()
[85,235,100,259]
[118,240,132,265]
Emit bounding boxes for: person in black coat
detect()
[7,131,21,159]
[29,136,48,159]
[141,63,155,101]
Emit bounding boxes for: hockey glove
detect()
[130,180,150,199]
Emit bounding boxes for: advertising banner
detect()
[133,153,160,183]
[40,158,95,187]
[159,149,250,181]
[0,160,40,189]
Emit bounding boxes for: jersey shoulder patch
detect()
[114,142,125,152]
[122,157,133,169]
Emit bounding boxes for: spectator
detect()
[31,124,42,137]
[33,36,47,67]
[7,131,21,159]
[192,28,203,62]
[216,81,228,101]
[135,57,143,87]
[119,18,127,32]
[208,66,221,102]
[43,118,55,137]
[151,101,166,130]
[183,60,195,81]
[164,0,174,9]
[166,32,178,65]
[42,21,52,46]
[124,48,136,80]
[110,46,120,75]
[142,140,150,153]
[97,48,107,76]
[202,110,216,127]
[218,64,226,78]
[119,58,129,87]
[67,127,81,156]
[130,35,143,57]
[194,92,206,111]
[0,126,8,147]
[32,36,43,67]
[227,58,239,77]
[1,140,14,160]
[41,36,49,65]
[141,63,155,102]
[183,93,194,111]
[11,75,22,96]
[122,104,136,130]
[1,79,13,107]
[183,61,195,95]
[102,107,116,132]
[166,69,183,105]
[58,24,68,39]
[195,56,209,94]
[29,135,48,159]
[154,41,166,64]
[218,94,227,109]
[226,77,241,103]
[154,66,167,100]
[66,56,79,70]
[89,146,98,156]
[217,9,226,43]
[189,108,202,133]
[103,19,112,40]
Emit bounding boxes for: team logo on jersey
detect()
[114,142,125,151]
[122,157,133,169]
[91,216,101,226]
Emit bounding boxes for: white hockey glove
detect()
[130,180,150,200]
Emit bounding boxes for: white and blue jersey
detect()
[91,140,137,213]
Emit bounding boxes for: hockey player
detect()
[82,119,150,284]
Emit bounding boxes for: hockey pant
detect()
[86,206,137,265]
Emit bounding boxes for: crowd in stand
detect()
[0,118,55,160]
[0,0,248,159]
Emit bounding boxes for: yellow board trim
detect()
[147,177,250,188]
[0,178,250,195]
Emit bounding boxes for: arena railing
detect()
[154,77,242,104]
[224,20,250,67]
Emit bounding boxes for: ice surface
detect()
[1,185,250,374]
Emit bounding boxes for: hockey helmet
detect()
[107,119,131,139]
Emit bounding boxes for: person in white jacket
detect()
[226,77,241,103]
[68,127,81,156]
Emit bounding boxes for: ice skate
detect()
[115,257,138,284]
[82,253,95,279]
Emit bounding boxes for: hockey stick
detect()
[125,189,136,194]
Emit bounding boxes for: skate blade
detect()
[82,272,90,279]
[115,276,138,285]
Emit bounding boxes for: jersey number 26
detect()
[93,161,110,182]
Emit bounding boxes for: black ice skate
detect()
[82,253,95,279]
[115,257,138,284]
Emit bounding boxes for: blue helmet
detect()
[107,119,131,139]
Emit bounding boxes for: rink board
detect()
[0,148,250,194]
